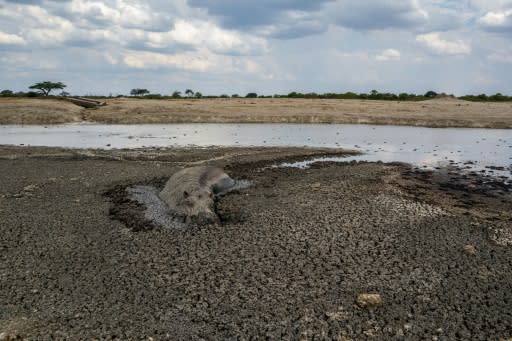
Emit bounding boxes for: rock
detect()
[311,182,321,189]
[463,245,477,255]
[23,184,37,192]
[0,333,19,341]
[356,293,383,309]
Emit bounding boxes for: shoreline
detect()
[1,97,511,128]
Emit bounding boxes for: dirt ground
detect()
[1,97,512,128]
[0,146,511,340]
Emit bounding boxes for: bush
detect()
[1,90,14,97]
[245,92,258,98]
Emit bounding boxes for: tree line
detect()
[1,81,512,102]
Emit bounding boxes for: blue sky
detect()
[1,0,512,96]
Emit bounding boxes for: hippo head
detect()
[179,187,219,225]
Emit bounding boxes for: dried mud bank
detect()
[0,146,511,340]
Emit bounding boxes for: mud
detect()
[0,146,511,340]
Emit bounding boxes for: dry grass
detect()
[1,97,512,128]
[0,98,84,124]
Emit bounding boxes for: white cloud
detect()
[122,48,271,77]
[376,49,401,61]
[159,20,267,55]
[478,9,512,30]
[68,0,169,31]
[416,32,471,55]
[488,52,512,63]
[123,49,215,72]
[0,31,26,45]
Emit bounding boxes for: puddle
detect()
[1,123,511,178]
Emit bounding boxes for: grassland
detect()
[1,97,511,128]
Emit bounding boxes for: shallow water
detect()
[1,123,511,177]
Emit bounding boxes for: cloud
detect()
[416,32,471,55]
[62,0,171,31]
[488,52,512,63]
[376,49,401,61]
[478,8,512,31]
[122,48,272,78]
[0,31,26,45]
[188,0,334,39]
[188,0,333,28]
[333,0,428,30]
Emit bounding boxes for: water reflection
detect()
[1,123,510,177]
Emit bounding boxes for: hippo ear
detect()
[183,190,190,198]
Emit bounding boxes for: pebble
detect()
[0,333,19,341]
[463,245,477,255]
[356,293,383,309]
[23,184,37,192]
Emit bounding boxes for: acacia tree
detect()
[29,81,66,96]
[130,88,150,96]
[185,89,194,97]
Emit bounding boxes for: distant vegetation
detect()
[130,88,150,96]
[1,83,512,102]
[458,93,512,102]
[29,81,66,96]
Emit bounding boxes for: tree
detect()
[185,89,194,97]
[231,94,240,98]
[172,91,182,98]
[130,88,149,96]
[29,81,66,96]
[194,92,203,98]
[60,91,70,97]
[245,92,258,98]
[424,91,438,98]
[1,90,13,96]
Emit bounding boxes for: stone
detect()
[463,245,477,255]
[0,333,18,341]
[356,293,383,309]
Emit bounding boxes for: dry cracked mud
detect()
[0,146,511,340]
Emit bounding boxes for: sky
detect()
[1,0,512,96]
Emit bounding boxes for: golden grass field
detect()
[1,97,511,128]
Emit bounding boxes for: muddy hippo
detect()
[159,166,236,224]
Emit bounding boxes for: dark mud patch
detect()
[396,165,512,247]
[103,177,167,232]
[399,166,511,220]
[104,176,251,232]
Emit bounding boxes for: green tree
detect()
[185,89,194,97]
[231,94,240,98]
[194,92,203,98]
[1,90,14,96]
[245,92,258,98]
[130,88,150,96]
[172,91,182,98]
[29,81,66,96]
[424,90,438,98]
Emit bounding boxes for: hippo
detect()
[159,166,236,224]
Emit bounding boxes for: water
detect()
[1,123,511,177]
